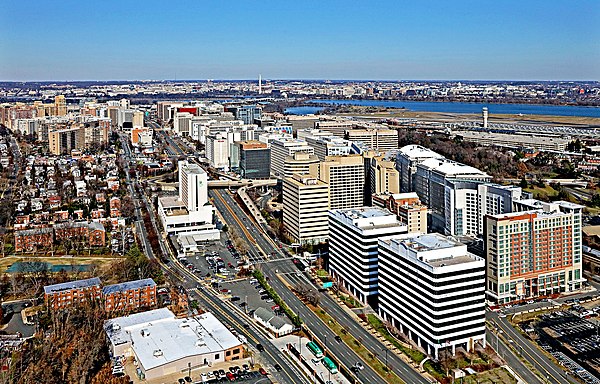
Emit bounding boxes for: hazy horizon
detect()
[1,1,599,82]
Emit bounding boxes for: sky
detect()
[1,0,599,81]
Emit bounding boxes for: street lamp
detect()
[382,348,389,371]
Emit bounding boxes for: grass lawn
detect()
[0,256,123,273]
[367,314,426,364]
[462,367,517,384]
[524,185,558,200]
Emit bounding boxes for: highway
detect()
[487,311,577,384]
[121,134,311,384]
[211,189,430,384]
[486,324,544,384]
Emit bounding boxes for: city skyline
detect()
[1,1,599,81]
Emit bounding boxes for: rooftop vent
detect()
[153,349,163,357]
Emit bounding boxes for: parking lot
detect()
[533,309,600,383]
[172,234,247,283]
[219,278,285,319]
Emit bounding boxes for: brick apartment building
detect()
[15,221,106,252]
[102,278,157,312]
[14,227,53,252]
[44,277,102,309]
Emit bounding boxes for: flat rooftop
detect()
[382,233,483,268]
[105,309,242,372]
[334,207,392,220]
[182,162,206,175]
[390,233,460,252]
[331,207,407,231]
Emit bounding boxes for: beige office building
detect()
[319,155,364,210]
[283,174,329,245]
[283,152,320,178]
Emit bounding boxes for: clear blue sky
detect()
[1,0,598,81]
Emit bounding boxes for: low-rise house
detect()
[252,307,294,337]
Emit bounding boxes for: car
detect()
[526,300,535,304]
[335,335,342,342]
[230,296,241,302]
[311,357,321,364]
[226,372,235,381]
[260,295,269,300]
[178,379,186,384]
[355,362,364,370]
[242,364,249,371]
[256,343,264,352]
[212,370,220,378]
[207,371,214,378]
[274,364,282,371]
[229,366,237,373]
[221,289,231,293]
[266,298,274,303]
[185,376,193,382]
[242,322,250,328]
[259,367,267,376]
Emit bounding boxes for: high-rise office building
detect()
[205,133,230,170]
[48,126,84,155]
[283,152,320,179]
[319,155,364,210]
[378,233,486,359]
[329,207,407,306]
[485,200,584,304]
[396,145,444,193]
[283,174,330,245]
[269,138,314,177]
[414,158,492,233]
[55,95,67,116]
[235,140,271,179]
[345,129,398,151]
[369,155,400,196]
[173,112,193,136]
[227,105,262,125]
[158,161,215,236]
[178,160,208,212]
[305,135,353,161]
[377,192,428,234]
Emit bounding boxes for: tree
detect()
[519,177,528,189]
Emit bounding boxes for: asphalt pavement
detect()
[487,310,578,384]
[211,189,428,384]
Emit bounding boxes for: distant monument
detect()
[482,107,489,128]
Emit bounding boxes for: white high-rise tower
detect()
[482,107,489,128]
[258,74,262,94]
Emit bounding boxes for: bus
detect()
[322,357,338,374]
[306,341,323,358]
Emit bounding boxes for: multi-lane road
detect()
[122,135,311,384]
[487,310,578,384]
[210,189,430,384]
